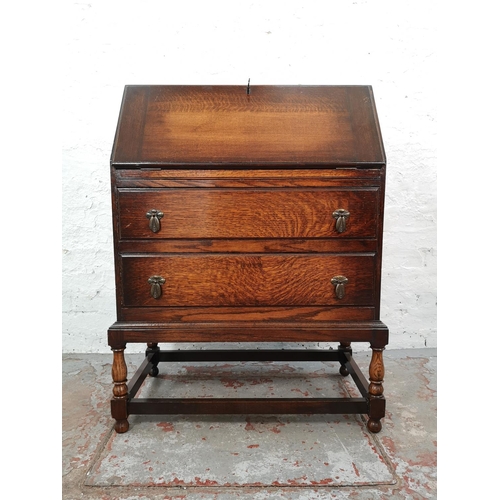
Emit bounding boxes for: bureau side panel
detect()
[373,164,386,320]
[110,167,125,319]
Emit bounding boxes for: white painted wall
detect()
[62,0,437,353]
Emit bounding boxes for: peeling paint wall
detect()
[62,0,437,352]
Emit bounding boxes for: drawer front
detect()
[117,188,379,239]
[121,254,375,307]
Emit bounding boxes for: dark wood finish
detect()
[128,397,369,415]
[117,238,378,255]
[154,349,348,363]
[111,347,129,433]
[367,346,386,432]
[119,305,376,323]
[146,342,160,377]
[342,351,369,398]
[127,353,154,399]
[108,85,389,434]
[121,254,375,307]
[111,86,385,167]
[108,320,389,344]
[117,188,380,239]
[124,347,370,416]
[338,341,352,377]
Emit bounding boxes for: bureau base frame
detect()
[108,326,388,434]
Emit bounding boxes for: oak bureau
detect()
[108,85,389,434]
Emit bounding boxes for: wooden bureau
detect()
[108,85,389,434]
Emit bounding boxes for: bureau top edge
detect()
[110,161,386,169]
[111,85,386,168]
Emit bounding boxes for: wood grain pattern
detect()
[121,254,375,307]
[128,397,368,416]
[120,305,375,323]
[115,168,382,190]
[111,86,385,167]
[111,346,129,433]
[107,85,389,433]
[367,346,386,433]
[111,347,128,398]
[117,238,378,255]
[118,188,379,240]
[108,320,389,344]
[369,348,385,396]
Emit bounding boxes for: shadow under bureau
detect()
[108,85,389,433]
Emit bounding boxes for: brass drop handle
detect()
[146,209,164,233]
[148,276,166,299]
[331,276,348,299]
[332,209,350,233]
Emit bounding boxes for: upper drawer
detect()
[117,188,379,239]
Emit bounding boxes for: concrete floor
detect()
[62,347,437,499]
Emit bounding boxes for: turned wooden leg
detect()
[147,342,160,377]
[338,342,351,376]
[367,345,385,433]
[111,345,129,433]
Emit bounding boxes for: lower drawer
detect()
[121,254,375,307]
